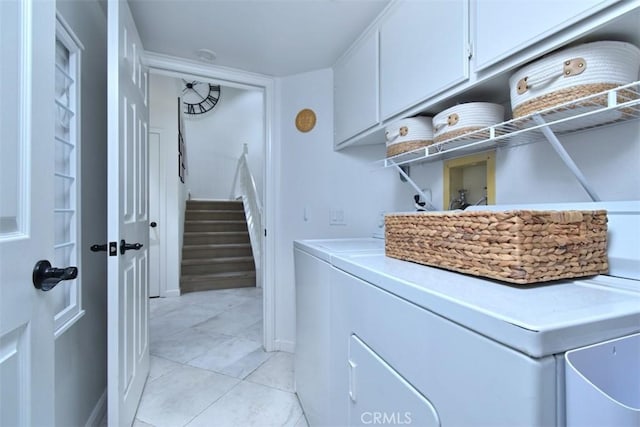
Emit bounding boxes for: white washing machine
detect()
[294,238,384,427]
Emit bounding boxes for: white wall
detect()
[496,120,640,203]
[184,86,264,201]
[55,1,108,426]
[274,68,410,349]
[149,74,188,296]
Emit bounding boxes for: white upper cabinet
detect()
[379,0,469,121]
[473,0,618,72]
[334,30,379,145]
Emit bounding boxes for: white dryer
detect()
[294,238,384,427]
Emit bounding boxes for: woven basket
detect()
[386,117,434,157]
[385,210,608,285]
[433,102,504,143]
[510,41,640,119]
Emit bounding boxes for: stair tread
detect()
[182,256,254,265]
[185,219,246,224]
[184,231,248,235]
[183,243,251,249]
[181,270,256,280]
[186,202,244,211]
[187,209,244,213]
[187,202,242,205]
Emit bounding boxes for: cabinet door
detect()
[334,30,379,145]
[474,0,618,71]
[348,334,440,426]
[380,0,469,120]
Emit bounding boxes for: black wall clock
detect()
[181,80,221,115]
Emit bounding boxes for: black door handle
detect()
[120,239,143,255]
[150,221,157,228]
[91,244,108,252]
[33,260,78,291]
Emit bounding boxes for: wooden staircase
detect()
[180,200,256,293]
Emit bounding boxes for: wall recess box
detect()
[444,151,496,210]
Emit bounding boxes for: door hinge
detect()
[109,241,118,256]
[264,229,267,237]
[467,42,473,60]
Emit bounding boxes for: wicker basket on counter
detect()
[385,116,434,157]
[509,41,640,119]
[385,209,608,285]
[432,102,504,143]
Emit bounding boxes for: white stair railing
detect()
[230,144,263,287]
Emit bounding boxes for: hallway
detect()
[131,288,307,426]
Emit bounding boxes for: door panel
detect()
[107,1,150,425]
[0,0,56,425]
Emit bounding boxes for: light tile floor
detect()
[131,287,308,427]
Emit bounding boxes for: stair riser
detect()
[181,261,255,276]
[185,222,248,232]
[186,201,244,211]
[183,247,252,259]
[183,233,250,245]
[181,276,256,293]
[186,211,245,221]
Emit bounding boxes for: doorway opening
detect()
[145,57,275,351]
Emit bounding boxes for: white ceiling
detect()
[129,0,390,77]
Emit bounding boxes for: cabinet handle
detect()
[348,359,357,402]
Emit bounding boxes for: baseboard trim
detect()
[274,339,294,353]
[85,388,107,427]
[164,289,181,297]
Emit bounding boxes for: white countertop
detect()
[329,251,640,358]
[294,201,640,358]
[293,238,384,262]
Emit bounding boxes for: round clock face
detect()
[181,80,221,115]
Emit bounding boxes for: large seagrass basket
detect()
[385,210,608,285]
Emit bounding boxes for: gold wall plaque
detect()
[295,109,316,133]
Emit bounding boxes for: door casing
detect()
[145,54,278,351]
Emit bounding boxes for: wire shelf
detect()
[383,80,640,167]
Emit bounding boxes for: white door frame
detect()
[148,128,166,297]
[144,53,278,352]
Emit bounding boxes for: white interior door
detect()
[107,1,150,425]
[0,0,56,425]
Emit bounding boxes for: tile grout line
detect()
[142,287,300,426]
[180,379,245,427]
